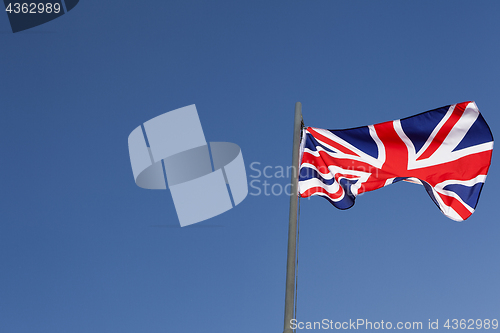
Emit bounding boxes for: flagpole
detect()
[283,102,303,333]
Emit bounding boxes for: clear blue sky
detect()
[1,1,499,332]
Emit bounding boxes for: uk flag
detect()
[298,101,494,221]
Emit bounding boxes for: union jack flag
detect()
[298,101,494,221]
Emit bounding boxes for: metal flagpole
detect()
[283,102,303,333]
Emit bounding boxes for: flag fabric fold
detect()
[298,101,494,221]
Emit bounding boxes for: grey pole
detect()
[283,102,303,333]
